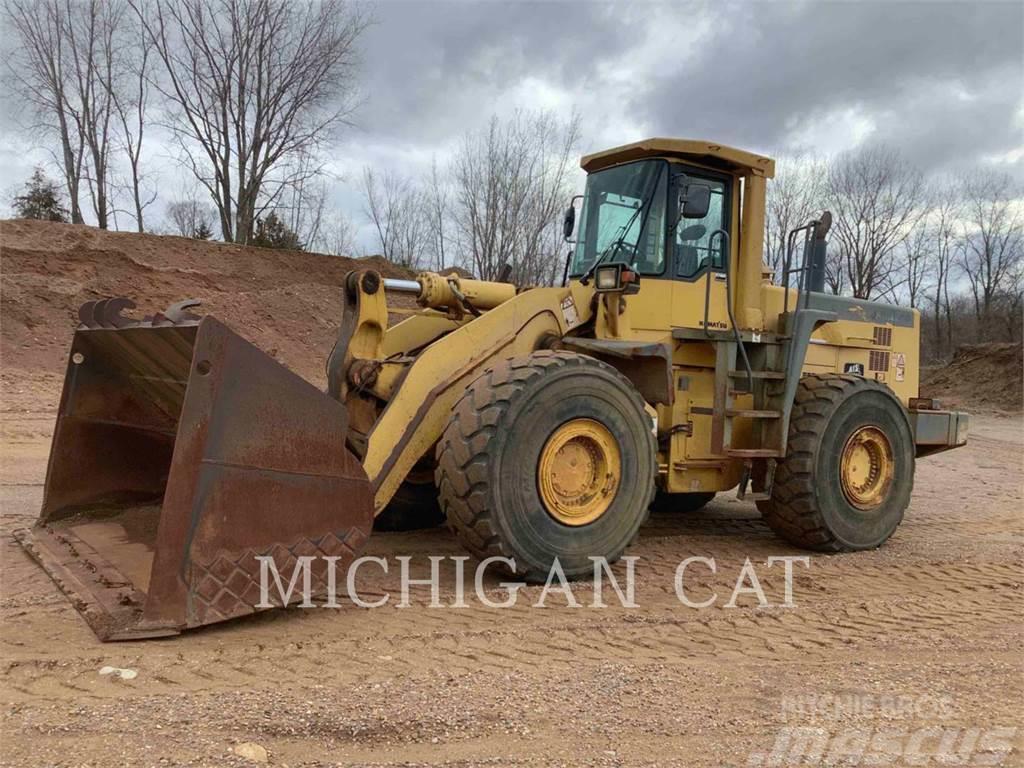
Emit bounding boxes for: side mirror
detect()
[680,183,711,219]
[562,204,576,240]
[562,194,584,241]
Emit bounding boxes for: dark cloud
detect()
[863,66,1022,175]
[3,0,1021,225]
[339,0,1022,183]
[350,1,645,146]
[638,1,1023,170]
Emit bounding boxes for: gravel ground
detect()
[1,374,1022,767]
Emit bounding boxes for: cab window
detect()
[674,177,728,279]
[570,160,668,277]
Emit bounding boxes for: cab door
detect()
[620,163,673,334]
[667,168,737,472]
[669,169,734,333]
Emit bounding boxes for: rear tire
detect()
[760,374,914,551]
[650,491,715,514]
[436,351,656,582]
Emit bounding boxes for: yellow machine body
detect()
[18,137,967,640]
[334,139,938,507]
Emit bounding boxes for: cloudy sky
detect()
[2,0,1022,249]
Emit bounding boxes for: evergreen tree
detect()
[251,212,303,250]
[193,222,214,240]
[13,169,69,222]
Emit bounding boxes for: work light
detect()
[595,265,620,290]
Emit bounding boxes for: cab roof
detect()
[580,138,776,179]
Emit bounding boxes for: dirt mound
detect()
[4,219,1020,417]
[921,342,1024,413]
[1,219,410,388]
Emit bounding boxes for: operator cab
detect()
[564,139,774,292]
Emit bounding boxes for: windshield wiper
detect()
[580,200,646,284]
[579,169,662,285]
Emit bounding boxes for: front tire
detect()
[759,374,914,551]
[436,351,656,582]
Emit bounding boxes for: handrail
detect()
[702,264,713,337]
[782,219,823,319]
[709,228,753,393]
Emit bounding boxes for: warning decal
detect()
[560,296,580,328]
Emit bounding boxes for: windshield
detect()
[570,160,668,277]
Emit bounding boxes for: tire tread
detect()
[435,350,655,579]
[759,374,914,552]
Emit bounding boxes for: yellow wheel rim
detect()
[840,425,894,510]
[538,418,621,526]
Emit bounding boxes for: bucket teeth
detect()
[105,298,138,328]
[163,299,202,324]
[77,297,202,330]
[91,298,113,328]
[78,300,99,328]
[84,297,138,329]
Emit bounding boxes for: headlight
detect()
[595,265,620,290]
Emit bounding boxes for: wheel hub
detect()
[840,425,894,510]
[538,418,621,526]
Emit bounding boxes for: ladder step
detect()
[728,370,786,380]
[729,386,782,397]
[726,448,784,458]
[726,409,781,419]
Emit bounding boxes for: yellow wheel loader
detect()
[16,139,969,640]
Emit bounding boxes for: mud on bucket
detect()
[15,301,373,641]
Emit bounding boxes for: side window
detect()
[675,178,727,279]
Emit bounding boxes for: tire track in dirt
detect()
[1,412,1021,768]
[2,555,1017,703]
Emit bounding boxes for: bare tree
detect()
[764,153,826,280]
[891,224,932,309]
[824,242,846,296]
[313,210,356,257]
[827,145,926,299]
[999,264,1024,344]
[73,0,121,229]
[166,197,215,238]
[926,182,962,357]
[423,156,451,271]
[105,7,154,232]
[996,261,1024,344]
[133,0,367,243]
[6,0,86,223]
[6,0,127,228]
[360,167,428,268]
[958,170,1024,340]
[277,160,329,251]
[449,109,581,284]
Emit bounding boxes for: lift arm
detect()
[331,270,594,511]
